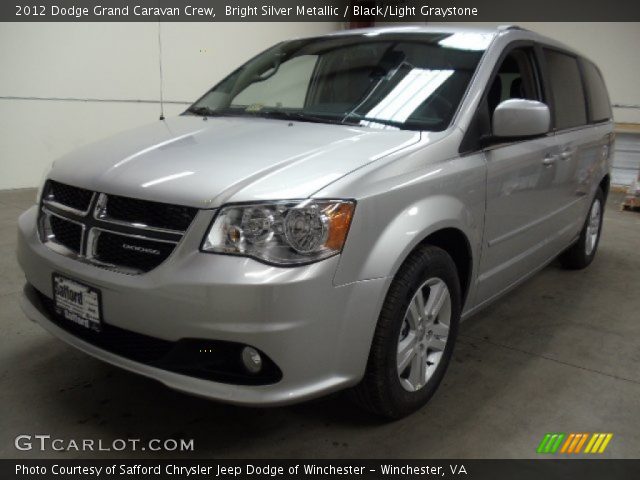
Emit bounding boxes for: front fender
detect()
[334,192,484,288]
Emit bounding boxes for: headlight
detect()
[201,200,355,265]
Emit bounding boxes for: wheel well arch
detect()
[415,227,473,305]
[599,174,610,200]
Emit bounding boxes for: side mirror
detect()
[492,99,550,138]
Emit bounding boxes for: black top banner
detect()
[3,0,640,22]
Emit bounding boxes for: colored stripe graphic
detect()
[569,433,588,453]
[536,434,552,453]
[550,433,565,453]
[575,433,589,453]
[584,434,599,453]
[585,433,614,454]
[539,433,613,454]
[560,433,575,453]
[568,434,582,453]
[537,433,565,454]
[598,434,614,453]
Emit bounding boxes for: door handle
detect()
[559,148,576,160]
[542,154,557,167]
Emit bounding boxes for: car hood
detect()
[48,115,429,208]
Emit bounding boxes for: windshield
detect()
[187,32,492,131]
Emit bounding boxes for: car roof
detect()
[309,24,581,58]
[322,24,498,37]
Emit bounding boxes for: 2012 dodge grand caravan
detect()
[17,26,613,418]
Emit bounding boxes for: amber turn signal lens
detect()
[323,202,355,251]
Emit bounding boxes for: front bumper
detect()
[17,206,389,406]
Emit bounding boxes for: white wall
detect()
[430,22,640,124]
[2,22,637,190]
[0,22,340,190]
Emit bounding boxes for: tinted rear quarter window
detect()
[581,60,612,122]
[543,49,587,130]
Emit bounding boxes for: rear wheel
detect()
[559,188,604,270]
[351,245,461,419]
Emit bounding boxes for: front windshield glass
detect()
[187,32,492,131]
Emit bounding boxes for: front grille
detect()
[94,231,176,272]
[49,216,82,253]
[29,286,282,385]
[48,180,93,212]
[104,195,197,232]
[39,181,198,274]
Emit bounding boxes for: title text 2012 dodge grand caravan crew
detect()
[17,26,613,418]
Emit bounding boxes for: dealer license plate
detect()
[52,274,102,333]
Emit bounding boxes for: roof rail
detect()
[497,25,529,32]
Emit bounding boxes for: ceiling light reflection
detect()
[141,171,194,188]
[438,32,493,51]
[365,69,454,124]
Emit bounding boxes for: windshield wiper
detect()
[185,106,231,117]
[187,107,353,127]
[341,114,404,128]
[252,110,345,125]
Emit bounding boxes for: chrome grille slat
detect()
[40,207,86,257]
[42,197,94,217]
[92,193,187,236]
[38,181,197,274]
[44,181,94,216]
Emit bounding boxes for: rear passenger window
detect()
[581,60,612,123]
[543,49,587,130]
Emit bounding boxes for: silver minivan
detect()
[17,26,613,418]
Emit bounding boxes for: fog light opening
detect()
[241,347,263,374]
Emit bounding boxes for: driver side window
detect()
[487,47,542,118]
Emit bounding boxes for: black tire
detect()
[351,245,461,419]
[559,188,604,270]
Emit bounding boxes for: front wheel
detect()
[559,188,604,270]
[351,245,461,419]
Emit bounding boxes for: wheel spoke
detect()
[430,322,450,337]
[424,281,449,322]
[414,288,426,318]
[426,335,447,352]
[397,334,417,374]
[408,349,427,389]
[407,298,422,329]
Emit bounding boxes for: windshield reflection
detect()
[187,31,490,131]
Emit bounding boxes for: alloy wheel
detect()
[585,198,602,256]
[397,278,452,392]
